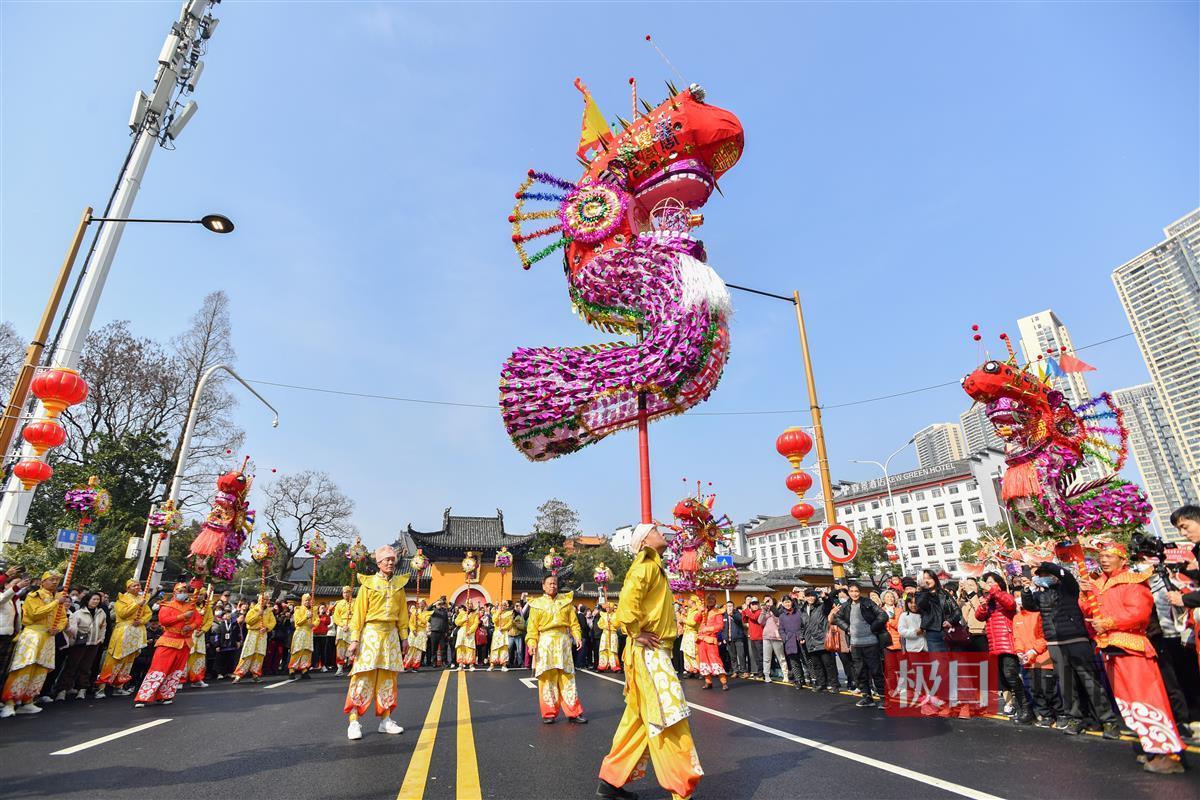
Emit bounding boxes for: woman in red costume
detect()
[134,582,199,707]
[1085,540,1185,775]
[696,593,728,690]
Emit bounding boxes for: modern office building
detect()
[1112,209,1200,488]
[1113,383,1198,539]
[913,423,967,468]
[960,404,1006,454]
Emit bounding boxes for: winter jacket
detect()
[778,607,805,655]
[761,607,783,641]
[427,606,449,633]
[70,606,108,647]
[833,598,886,637]
[800,599,832,653]
[723,610,744,642]
[960,594,987,635]
[743,607,765,641]
[1012,608,1051,669]
[897,611,926,652]
[884,609,901,650]
[974,587,1016,655]
[915,588,962,631]
[0,585,19,636]
[1019,562,1090,644]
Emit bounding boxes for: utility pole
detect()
[0,1,223,548]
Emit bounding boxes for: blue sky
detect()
[2,2,1197,550]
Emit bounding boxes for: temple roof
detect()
[405,507,537,558]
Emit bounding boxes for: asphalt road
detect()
[1,668,1196,800]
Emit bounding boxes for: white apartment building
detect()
[913,423,967,468]
[1113,383,1197,540]
[960,404,1006,454]
[1112,209,1200,487]
[744,509,829,573]
[834,449,1009,575]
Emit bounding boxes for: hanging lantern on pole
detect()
[60,476,109,594]
[304,530,327,601]
[12,459,52,490]
[410,548,429,600]
[30,367,89,418]
[785,470,813,497]
[462,551,479,606]
[775,427,813,469]
[594,562,610,604]
[888,552,900,562]
[20,419,66,456]
[345,535,370,590]
[493,546,511,604]
[790,502,815,524]
[881,527,897,541]
[250,532,277,598]
[542,547,563,575]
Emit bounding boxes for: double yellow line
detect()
[397,669,481,800]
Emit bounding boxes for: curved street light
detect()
[851,436,915,574]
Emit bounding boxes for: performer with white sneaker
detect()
[0,571,69,718]
[343,545,409,740]
[332,586,354,676]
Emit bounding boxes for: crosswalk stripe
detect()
[455,670,482,800]
[397,669,451,800]
[51,718,172,755]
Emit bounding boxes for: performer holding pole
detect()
[95,579,152,697]
[0,572,69,717]
[332,586,354,675]
[186,583,214,688]
[526,573,586,724]
[232,594,276,683]
[599,523,702,800]
[134,581,199,707]
[343,545,409,741]
[288,593,315,679]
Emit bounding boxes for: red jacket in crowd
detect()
[975,587,1016,655]
[1012,607,1051,669]
[743,607,765,641]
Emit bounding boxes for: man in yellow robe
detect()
[598,524,703,800]
[232,595,276,683]
[526,574,586,724]
[0,571,69,716]
[186,587,215,687]
[332,585,353,676]
[95,579,152,697]
[344,545,409,740]
[289,593,315,678]
[453,604,480,670]
[489,600,515,671]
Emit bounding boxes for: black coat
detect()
[722,610,745,642]
[800,598,832,652]
[1020,562,1090,643]
[833,598,886,638]
[428,606,449,633]
[915,588,962,631]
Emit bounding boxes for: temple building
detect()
[394,509,541,605]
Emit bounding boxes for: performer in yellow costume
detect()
[186,585,215,688]
[599,524,703,800]
[489,600,515,671]
[95,579,152,697]
[680,595,702,676]
[454,604,480,670]
[403,600,431,671]
[232,595,276,683]
[527,574,586,724]
[596,601,621,672]
[344,545,409,740]
[0,571,69,717]
[288,593,314,678]
[332,585,354,675]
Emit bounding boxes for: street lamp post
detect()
[136,364,278,591]
[852,437,915,574]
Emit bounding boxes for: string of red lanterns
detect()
[882,527,900,562]
[12,368,89,491]
[776,427,815,524]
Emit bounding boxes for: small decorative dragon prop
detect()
[665,494,739,592]
[961,347,1152,537]
[500,79,744,461]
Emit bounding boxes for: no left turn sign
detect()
[821,525,858,564]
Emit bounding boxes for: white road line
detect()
[263,678,296,689]
[519,678,538,689]
[582,670,1002,800]
[51,718,172,755]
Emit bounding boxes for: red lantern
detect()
[790,502,815,524]
[881,527,897,540]
[785,470,813,497]
[21,419,66,456]
[13,459,53,491]
[888,552,900,562]
[30,368,89,418]
[886,542,898,552]
[776,427,813,469]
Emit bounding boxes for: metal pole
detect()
[137,364,279,591]
[0,207,92,463]
[792,290,844,580]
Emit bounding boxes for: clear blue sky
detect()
[2,2,1197,550]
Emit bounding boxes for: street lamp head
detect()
[271,416,279,428]
[200,214,234,234]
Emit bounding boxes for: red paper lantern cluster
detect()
[887,552,900,562]
[881,527,896,540]
[14,367,90,491]
[777,426,816,524]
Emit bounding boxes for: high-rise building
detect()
[960,405,1006,454]
[1016,309,1102,482]
[1112,209,1200,488]
[1113,383,1198,539]
[913,423,966,468]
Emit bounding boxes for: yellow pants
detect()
[234,654,264,678]
[97,652,137,688]
[289,649,312,672]
[344,668,397,717]
[537,669,583,719]
[2,665,49,706]
[600,702,701,800]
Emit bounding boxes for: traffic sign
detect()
[821,525,857,564]
[55,529,97,553]
[715,555,734,567]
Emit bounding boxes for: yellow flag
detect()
[574,78,612,159]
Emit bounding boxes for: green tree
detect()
[315,542,356,587]
[567,543,634,590]
[848,528,899,583]
[530,498,580,560]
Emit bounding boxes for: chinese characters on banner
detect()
[884,652,999,718]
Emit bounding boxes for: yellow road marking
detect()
[456,669,482,800]
[397,669,451,800]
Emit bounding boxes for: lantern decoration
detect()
[790,502,815,525]
[785,470,813,498]
[345,535,371,589]
[885,542,898,553]
[665,491,739,592]
[498,81,744,462]
[462,551,479,578]
[30,367,89,418]
[776,427,813,469]
[59,476,107,595]
[542,547,563,575]
[250,531,277,597]
[594,561,610,603]
[888,552,900,562]
[304,530,328,601]
[189,456,255,580]
[12,459,52,491]
[410,548,429,599]
[881,527,897,541]
[493,546,512,604]
[20,419,66,456]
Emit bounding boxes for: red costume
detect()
[135,586,199,706]
[1092,567,1183,757]
[696,608,725,677]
